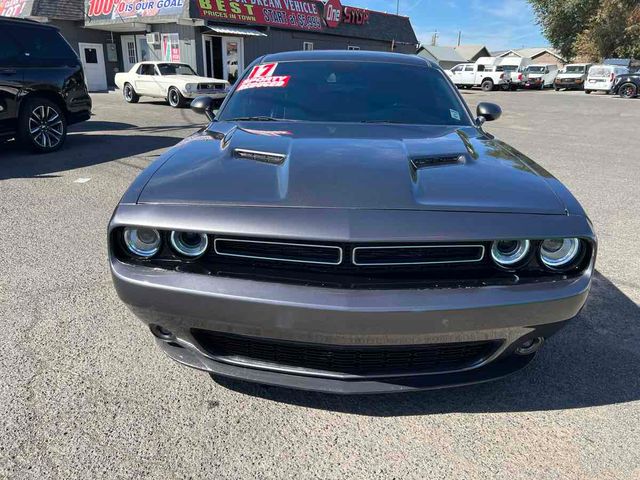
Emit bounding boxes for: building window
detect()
[303,42,314,51]
[347,45,360,50]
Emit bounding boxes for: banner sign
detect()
[196,0,322,31]
[86,0,185,20]
[0,0,30,17]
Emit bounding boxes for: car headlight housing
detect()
[170,231,209,258]
[123,227,161,258]
[184,83,196,93]
[539,238,581,269]
[491,239,530,267]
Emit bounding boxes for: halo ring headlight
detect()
[540,238,581,269]
[123,227,161,258]
[491,239,531,267]
[170,231,209,258]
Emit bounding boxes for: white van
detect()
[585,64,630,93]
[554,64,592,91]
[523,64,558,89]
[496,56,531,90]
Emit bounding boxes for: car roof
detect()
[0,17,58,29]
[260,50,435,67]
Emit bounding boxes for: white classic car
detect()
[114,62,230,108]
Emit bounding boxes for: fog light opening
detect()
[516,336,544,355]
[150,324,175,341]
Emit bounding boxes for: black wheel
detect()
[585,90,591,94]
[168,87,185,108]
[619,83,638,98]
[18,98,67,153]
[500,83,510,91]
[554,87,560,91]
[123,83,139,103]
[481,79,494,92]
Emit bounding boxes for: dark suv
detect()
[0,18,92,153]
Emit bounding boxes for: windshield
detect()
[219,61,471,126]
[589,66,611,77]
[497,65,518,72]
[565,65,585,73]
[526,66,546,73]
[157,63,197,76]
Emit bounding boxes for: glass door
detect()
[221,37,243,84]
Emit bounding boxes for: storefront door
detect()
[203,35,244,84]
[121,34,150,72]
[221,37,243,84]
[78,43,107,91]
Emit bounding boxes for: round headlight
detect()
[491,239,531,267]
[540,238,581,268]
[170,231,208,257]
[123,227,161,258]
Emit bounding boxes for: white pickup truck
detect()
[114,61,230,108]
[446,57,507,91]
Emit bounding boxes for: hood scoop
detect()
[410,154,466,170]
[233,148,287,165]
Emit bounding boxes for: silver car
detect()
[109,51,596,394]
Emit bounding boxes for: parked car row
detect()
[447,57,638,98]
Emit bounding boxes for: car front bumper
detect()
[184,90,228,100]
[555,80,584,89]
[111,255,593,393]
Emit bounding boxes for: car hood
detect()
[137,122,566,214]
[165,74,227,84]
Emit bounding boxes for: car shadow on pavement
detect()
[213,271,640,416]
[0,132,181,180]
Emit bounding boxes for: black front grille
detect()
[193,330,501,376]
[214,238,342,265]
[353,245,484,266]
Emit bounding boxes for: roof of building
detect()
[453,44,490,61]
[32,0,84,21]
[328,10,418,45]
[417,45,466,63]
[497,48,565,62]
[263,50,433,66]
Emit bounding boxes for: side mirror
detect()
[190,96,216,122]
[476,102,502,123]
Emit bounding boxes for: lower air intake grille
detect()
[192,330,500,376]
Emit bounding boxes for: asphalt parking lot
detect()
[1,88,639,479]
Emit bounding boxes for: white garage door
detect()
[78,43,107,92]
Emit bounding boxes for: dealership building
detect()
[1,0,418,91]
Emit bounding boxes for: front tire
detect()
[618,82,638,98]
[168,87,186,108]
[18,98,67,153]
[585,90,591,94]
[481,79,494,92]
[123,83,140,103]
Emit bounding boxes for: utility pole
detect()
[431,30,439,46]
[457,31,462,46]
[396,0,400,15]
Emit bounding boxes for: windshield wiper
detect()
[228,116,281,122]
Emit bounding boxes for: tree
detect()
[528,0,640,60]
[528,0,600,60]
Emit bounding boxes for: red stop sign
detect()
[324,0,342,28]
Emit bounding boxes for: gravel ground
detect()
[0,89,638,479]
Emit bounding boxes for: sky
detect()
[350,0,548,51]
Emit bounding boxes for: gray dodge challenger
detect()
[109,51,596,394]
